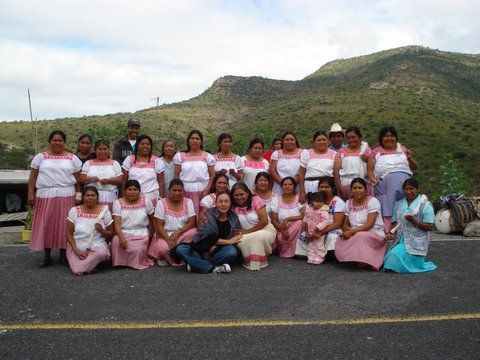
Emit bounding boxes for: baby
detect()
[303,192,330,264]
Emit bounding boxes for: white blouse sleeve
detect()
[113,161,123,177]
[344,200,351,217]
[103,208,113,226]
[30,153,43,169]
[333,197,347,213]
[270,196,279,214]
[270,150,279,161]
[187,199,196,216]
[145,198,154,215]
[122,156,132,171]
[173,152,183,166]
[367,197,381,214]
[206,153,216,167]
[154,200,165,220]
[112,200,122,216]
[73,155,82,172]
[200,195,213,208]
[67,206,78,223]
[300,149,309,168]
[235,155,243,170]
[81,160,90,175]
[155,158,165,174]
[263,159,270,172]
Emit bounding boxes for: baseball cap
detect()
[127,118,141,127]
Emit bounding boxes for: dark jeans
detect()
[174,244,238,273]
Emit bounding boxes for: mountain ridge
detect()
[1,45,479,196]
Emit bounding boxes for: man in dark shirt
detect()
[112,118,141,164]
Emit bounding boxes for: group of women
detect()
[27,124,436,275]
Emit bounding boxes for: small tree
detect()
[434,154,469,200]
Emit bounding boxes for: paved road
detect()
[1,237,479,359]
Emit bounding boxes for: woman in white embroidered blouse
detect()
[333,127,371,201]
[147,179,197,266]
[298,131,336,204]
[174,130,216,218]
[214,133,242,190]
[111,180,154,270]
[335,178,387,270]
[239,138,270,193]
[122,134,165,205]
[28,130,82,267]
[270,132,302,195]
[80,140,123,211]
[271,177,306,258]
[231,182,276,270]
[367,126,418,231]
[66,186,113,275]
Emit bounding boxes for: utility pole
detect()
[27,89,38,153]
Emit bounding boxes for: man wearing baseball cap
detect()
[112,118,141,164]
[328,123,345,152]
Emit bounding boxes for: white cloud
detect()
[0,0,478,120]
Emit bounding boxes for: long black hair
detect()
[210,173,230,193]
[231,182,253,210]
[217,133,232,153]
[134,134,153,163]
[317,176,338,196]
[281,131,300,148]
[378,126,398,146]
[186,130,204,152]
[48,130,66,143]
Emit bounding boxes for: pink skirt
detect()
[147,228,197,266]
[111,233,153,270]
[30,195,75,251]
[184,191,203,221]
[67,245,110,275]
[276,220,303,258]
[334,231,387,270]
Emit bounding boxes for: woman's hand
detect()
[341,229,355,239]
[360,154,369,162]
[28,193,35,206]
[281,228,290,240]
[75,249,88,260]
[119,238,127,249]
[404,215,417,225]
[201,188,210,197]
[219,168,227,175]
[385,232,395,241]
[228,235,243,244]
[209,245,218,254]
[235,229,243,236]
[313,228,324,239]
[199,213,208,224]
[369,177,379,187]
[94,223,104,235]
[305,232,314,241]
[168,230,182,248]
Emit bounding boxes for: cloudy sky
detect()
[1,0,478,121]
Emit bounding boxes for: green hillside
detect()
[1,45,479,197]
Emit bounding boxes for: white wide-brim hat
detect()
[327,123,345,136]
